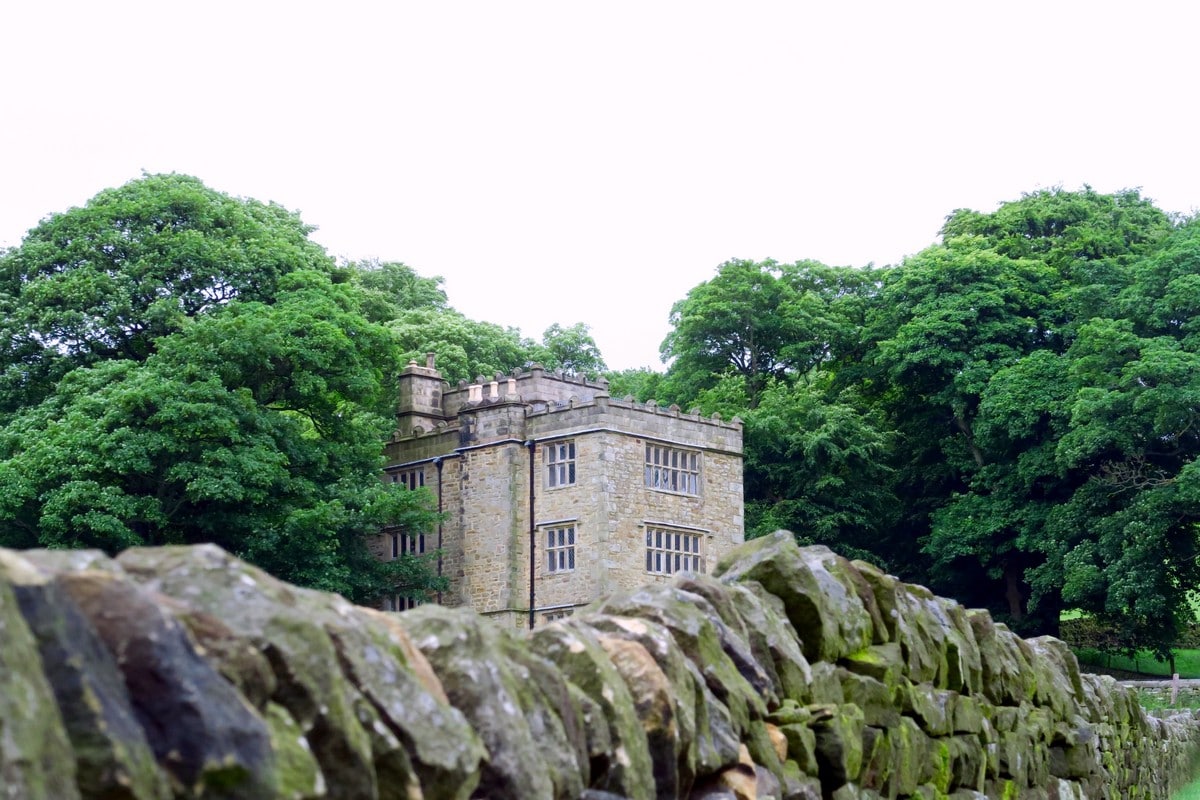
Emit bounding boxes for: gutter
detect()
[526,439,536,630]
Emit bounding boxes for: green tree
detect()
[1118,218,1200,343]
[0,178,445,603]
[347,258,449,323]
[741,379,896,562]
[649,186,1199,655]
[925,348,1076,633]
[0,173,332,416]
[604,367,666,403]
[1049,318,1200,656]
[855,238,1064,617]
[534,322,607,375]
[388,307,537,384]
[940,186,1173,328]
[871,189,1195,648]
[661,259,801,404]
[657,257,895,565]
[866,239,1059,440]
[941,186,1172,272]
[661,259,873,407]
[0,271,441,601]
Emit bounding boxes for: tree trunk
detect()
[953,414,985,468]
[1040,594,1062,638]
[1004,562,1026,622]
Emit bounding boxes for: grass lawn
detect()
[1064,602,1200,679]
[1176,777,1200,799]
[1074,647,1200,679]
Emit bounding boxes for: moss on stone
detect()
[0,558,80,800]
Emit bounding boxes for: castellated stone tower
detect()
[373,354,745,628]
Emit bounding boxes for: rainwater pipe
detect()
[434,457,444,604]
[526,439,536,630]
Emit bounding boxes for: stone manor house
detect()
[372,355,744,628]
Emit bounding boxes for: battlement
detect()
[394,357,740,446]
[441,364,610,416]
[392,359,741,455]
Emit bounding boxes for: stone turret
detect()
[395,353,449,437]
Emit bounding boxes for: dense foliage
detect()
[651,187,1200,656]
[0,176,445,603]
[8,175,1197,660]
[0,175,609,604]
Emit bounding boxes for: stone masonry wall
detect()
[382,390,744,626]
[5,532,1200,799]
[458,440,526,617]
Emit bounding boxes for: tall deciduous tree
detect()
[388,308,538,385]
[940,186,1174,330]
[657,187,1200,656]
[661,259,801,404]
[0,173,332,416]
[871,189,1198,648]
[0,270,441,601]
[659,257,894,564]
[603,367,666,403]
[534,322,607,376]
[1049,317,1200,656]
[848,239,1064,621]
[661,258,874,407]
[347,258,450,322]
[741,379,895,562]
[0,177,442,603]
[941,186,1173,272]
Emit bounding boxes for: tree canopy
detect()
[10,174,1199,659]
[0,176,440,603]
[0,174,333,416]
[656,188,1200,656]
[0,174,618,604]
[660,259,880,407]
[533,322,607,376]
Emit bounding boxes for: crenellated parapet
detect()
[391,366,741,455]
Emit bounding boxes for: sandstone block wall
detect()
[383,376,744,624]
[3,532,1199,799]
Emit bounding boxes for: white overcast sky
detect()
[2,2,1198,371]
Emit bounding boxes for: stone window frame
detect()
[644,444,701,496]
[644,524,705,576]
[391,531,427,558]
[542,521,578,575]
[390,467,425,490]
[545,439,577,489]
[542,607,575,623]
[384,594,424,612]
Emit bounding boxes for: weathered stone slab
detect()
[2,552,168,800]
[54,568,277,798]
[115,544,483,800]
[3,537,1200,800]
[715,533,874,664]
[532,619,657,800]
[0,551,81,800]
[398,605,576,799]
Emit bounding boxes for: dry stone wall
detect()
[2,532,1199,799]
